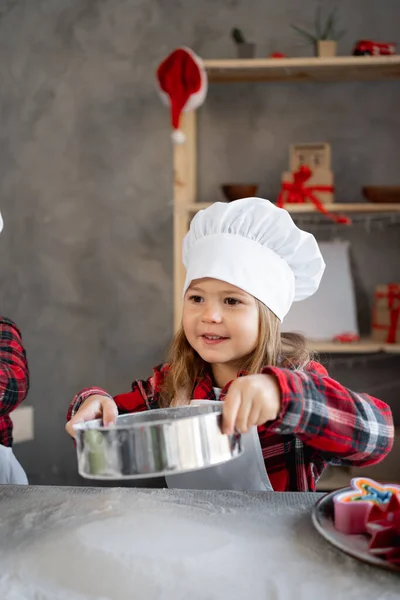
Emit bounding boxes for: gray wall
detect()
[0,0,398,485]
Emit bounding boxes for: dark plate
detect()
[311,488,400,573]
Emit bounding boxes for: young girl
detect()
[66,198,394,492]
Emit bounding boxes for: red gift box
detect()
[372,283,400,344]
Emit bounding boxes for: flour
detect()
[2,506,270,600]
[0,488,399,600]
[76,512,231,560]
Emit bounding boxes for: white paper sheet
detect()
[282,240,359,340]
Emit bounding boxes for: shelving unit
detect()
[173,56,400,341]
[317,429,400,491]
[316,467,397,491]
[204,55,400,83]
[184,202,400,215]
[308,339,400,354]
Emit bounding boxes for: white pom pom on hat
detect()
[156,47,208,144]
[182,198,326,322]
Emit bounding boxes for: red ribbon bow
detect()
[277,165,351,224]
[366,492,400,566]
[386,283,400,344]
[373,283,400,344]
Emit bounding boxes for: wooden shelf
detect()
[317,429,400,491]
[316,468,400,491]
[308,339,400,354]
[204,55,400,83]
[384,344,400,354]
[316,467,352,491]
[273,203,400,214]
[185,202,400,215]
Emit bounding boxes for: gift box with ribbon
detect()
[277,165,351,224]
[282,166,334,204]
[372,283,400,344]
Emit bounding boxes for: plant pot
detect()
[317,40,337,58]
[237,43,256,58]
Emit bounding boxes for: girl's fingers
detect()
[65,418,79,439]
[247,401,262,429]
[222,385,242,435]
[235,394,253,433]
[65,396,115,438]
[65,407,94,439]
[102,398,119,426]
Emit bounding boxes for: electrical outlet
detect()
[11,406,34,443]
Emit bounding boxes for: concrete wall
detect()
[0,0,398,485]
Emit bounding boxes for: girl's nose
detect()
[201,303,222,323]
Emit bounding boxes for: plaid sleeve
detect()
[0,317,29,416]
[66,387,114,421]
[113,363,168,413]
[66,364,169,422]
[262,360,394,467]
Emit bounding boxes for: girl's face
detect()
[182,278,259,369]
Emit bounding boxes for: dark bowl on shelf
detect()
[221,184,259,202]
[362,186,400,203]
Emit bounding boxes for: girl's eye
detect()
[188,295,203,303]
[225,297,241,306]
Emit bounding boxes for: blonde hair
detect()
[160,300,312,407]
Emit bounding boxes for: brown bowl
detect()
[221,184,259,202]
[362,186,400,203]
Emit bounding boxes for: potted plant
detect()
[231,28,256,59]
[291,3,346,58]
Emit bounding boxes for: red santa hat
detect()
[156,47,208,144]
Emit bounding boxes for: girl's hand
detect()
[222,374,281,435]
[65,394,118,439]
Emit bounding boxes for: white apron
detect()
[0,445,28,485]
[166,399,273,492]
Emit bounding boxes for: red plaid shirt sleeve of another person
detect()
[66,364,169,422]
[261,360,394,467]
[0,317,30,447]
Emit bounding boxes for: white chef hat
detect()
[182,198,325,322]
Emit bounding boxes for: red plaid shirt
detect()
[68,361,394,491]
[0,317,30,447]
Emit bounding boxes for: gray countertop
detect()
[0,485,398,599]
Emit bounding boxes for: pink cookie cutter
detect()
[333,477,400,535]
